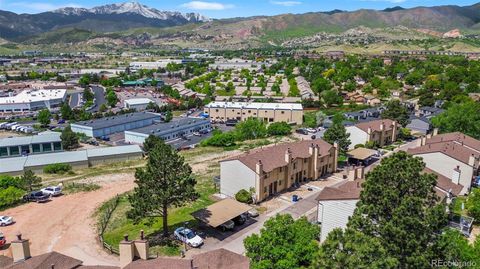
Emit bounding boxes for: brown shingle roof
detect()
[316,180,363,201]
[407,141,477,165]
[6,252,82,269]
[192,249,250,269]
[355,119,396,133]
[426,132,480,154]
[123,258,192,269]
[78,267,119,269]
[0,256,13,268]
[423,167,464,196]
[223,139,334,173]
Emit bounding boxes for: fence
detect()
[98,194,121,255]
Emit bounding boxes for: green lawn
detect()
[101,164,219,256]
[451,197,468,215]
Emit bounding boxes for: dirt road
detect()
[0,173,135,266]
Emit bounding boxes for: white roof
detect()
[124,98,155,106]
[24,151,88,167]
[0,157,26,173]
[0,132,61,147]
[86,145,143,158]
[0,89,66,104]
[205,101,303,111]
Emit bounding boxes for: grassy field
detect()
[100,159,219,256]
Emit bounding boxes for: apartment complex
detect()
[220,139,338,202]
[345,119,399,149]
[204,101,303,125]
[407,131,480,195]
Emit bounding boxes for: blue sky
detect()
[0,0,478,18]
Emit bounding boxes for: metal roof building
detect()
[0,132,62,158]
[125,117,211,144]
[71,112,162,137]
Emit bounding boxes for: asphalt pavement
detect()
[88,86,106,112]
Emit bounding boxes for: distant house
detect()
[345,119,400,149]
[406,116,432,135]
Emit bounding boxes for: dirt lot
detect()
[0,173,135,266]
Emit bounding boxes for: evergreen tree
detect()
[128,140,197,237]
[60,125,79,150]
[323,122,350,154]
[381,100,410,127]
[37,109,51,127]
[21,170,41,192]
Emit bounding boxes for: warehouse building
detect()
[0,89,67,113]
[0,132,63,158]
[71,112,162,137]
[0,145,143,175]
[204,101,303,125]
[124,98,157,111]
[125,117,211,144]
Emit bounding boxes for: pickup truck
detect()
[23,191,50,203]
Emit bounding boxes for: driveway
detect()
[88,85,106,112]
[0,173,135,266]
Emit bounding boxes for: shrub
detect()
[466,188,480,221]
[43,163,72,174]
[0,186,25,208]
[354,144,365,149]
[201,132,236,147]
[235,189,253,204]
[267,122,292,136]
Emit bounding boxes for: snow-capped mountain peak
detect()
[53,1,211,22]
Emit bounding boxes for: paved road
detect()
[88,86,106,112]
[69,92,80,108]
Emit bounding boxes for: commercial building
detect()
[3,233,249,269]
[0,132,62,158]
[71,112,162,137]
[129,59,183,70]
[0,89,67,113]
[220,139,338,202]
[345,119,399,149]
[125,117,211,144]
[123,98,156,111]
[204,101,303,125]
[407,131,480,195]
[0,145,143,175]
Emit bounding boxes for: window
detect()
[304,159,307,163]
[9,146,19,156]
[42,143,52,152]
[32,144,41,153]
[21,145,29,154]
[264,186,267,193]
[303,171,306,175]
[53,142,62,151]
[293,163,296,169]
[279,180,282,186]
[281,111,285,114]
[0,147,7,156]
[279,167,283,172]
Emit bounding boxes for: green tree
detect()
[381,100,410,127]
[143,134,163,154]
[60,103,74,120]
[128,140,198,237]
[347,151,447,268]
[244,214,319,269]
[323,123,350,154]
[235,118,267,140]
[20,170,41,192]
[164,111,173,122]
[106,88,118,107]
[61,125,79,150]
[466,188,480,221]
[431,100,480,140]
[322,90,343,107]
[315,228,398,269]
[37,109,51,127]
[432,229,480,267]
[267,122,292,136]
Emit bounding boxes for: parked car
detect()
[181,135,191,141]
[0,216,14,226]
[225,119,238,126]
[306,128,317,134]
[0,232,5,248]
[199,129,210,135]
[296,128,309,135]
[193,132,201,137]
[219,220,235,231]
[247,208,259,218]
[41,186,62,197]
[58,119,66,124]
[174,227,203,248]
[23,191,50,203]
[100,136,110,141]
[233,214,247,225]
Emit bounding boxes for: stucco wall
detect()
[318,199,358,242]
[346,126,368,149]
[220,160,256,198]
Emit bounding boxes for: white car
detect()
[174,227,203,247]
[41,186,63,197]
[0,216,14,226]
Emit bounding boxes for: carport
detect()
[347,147,378,166]
[192,198,252,228]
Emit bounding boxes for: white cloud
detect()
[270,1,302,7]
[181,1,234,10]
[9,2,83,12]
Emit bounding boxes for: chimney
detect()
[133,230,149,261]
[119,234,134,268]
[452,166,461,185]
[380,122,385,132]
[468,154,476,167]
[367,127,372,135]
[285,148,292,163]
[421,136,427,146]
[256,160,263,175]
[309,143,314,155]
[11,233,31,263]
[433,128,439,136]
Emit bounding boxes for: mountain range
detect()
[1,1,480,50]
